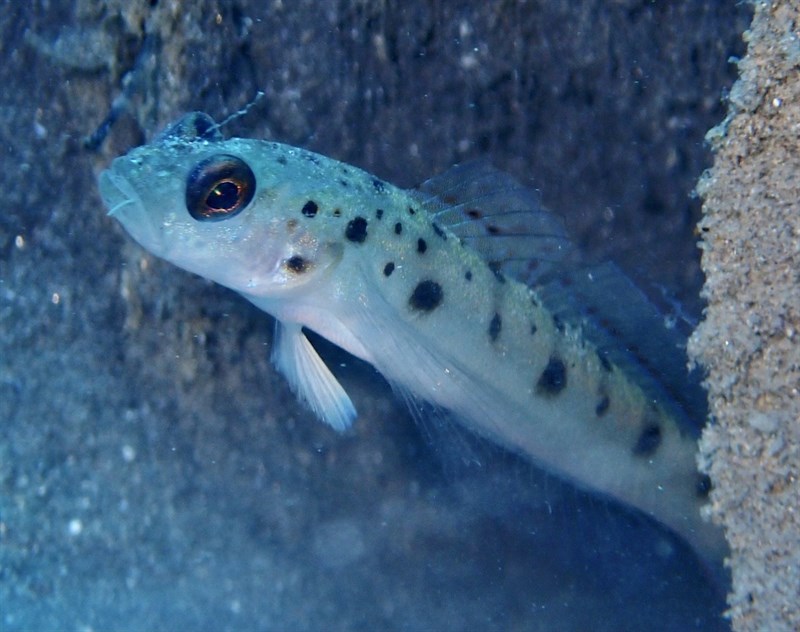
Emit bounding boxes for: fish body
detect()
[99,113,725,563]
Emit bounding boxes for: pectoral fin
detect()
[271,321,356,431]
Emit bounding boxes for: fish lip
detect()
[98,162,138,219]
[98,160,165,254]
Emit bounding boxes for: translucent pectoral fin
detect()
[271,321,356,431]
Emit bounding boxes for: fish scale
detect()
[98,112,726,568]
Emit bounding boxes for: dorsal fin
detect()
[413,160,577,285]
[414,161,706,434]
[538,262,707,436]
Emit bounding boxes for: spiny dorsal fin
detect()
[413,160,577,286]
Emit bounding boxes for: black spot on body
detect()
[345,216,368,243]
[489,313,502,342]
[595,395,610,417]
[394,222,403,235]
[597,350,612,372]
[376,208,384,220]
[696,473,712,498]
[552,315,564,333]
[383,262,395,277]
[408,207,416,216]
[409,280,443,312]
[633,424,662,457]
[530,323,538,336]
[372,178,386,193]
[489,263,506,284]
[465,270,473,281]
[432,222,447,240]
[417,238,427,254]
[277,156,287,165]
[339,179,349,188]
[536,356,567,396]
[333,208,342,218]
[285,255,310,273]
[303,200,319,217]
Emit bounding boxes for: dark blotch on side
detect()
[372,178,386,193]
[345,216,368,243]
[595,395,610,417]
[489,263,506,284]
[376,208,384,220]
[536,356,567,396]
[489,313,502,342]
[696,473,712,498]
[530,323,538,336]
[408,206,416,216]
[409,280,443,312]
[432,222,447,240]
[633,424,662,457]
[394,222,403,235]
[277,156,287,166]
[465,270,473,281]
[597,350,612,372]
[383,262,395,277]
[417,238,427,254]
[285,255,310,274]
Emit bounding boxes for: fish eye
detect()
[185,154,256,221]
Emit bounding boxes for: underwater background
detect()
[1,2,754,631]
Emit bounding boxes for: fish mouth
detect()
[98,159,164,254]
[98,160,139,220]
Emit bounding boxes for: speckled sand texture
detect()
[690,1,800,630]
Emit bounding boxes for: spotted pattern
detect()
[394,222,403,235]
[489,264,506,284]
[417,238,427,254]
[536,356,567,396]
[409,280,443,312]
[375,208,384,220]
[302,200,318,217]
[489,313,502,342]
[383,262,395,277]
[696,473,712,498]
[285,255,310,274]
[345,216,368,243]
[465,270,473,281]
[633,424,662,456]
[530,323,538,336]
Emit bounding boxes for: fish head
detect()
[98,113,344,299]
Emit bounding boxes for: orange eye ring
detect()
[185,154,256,222]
